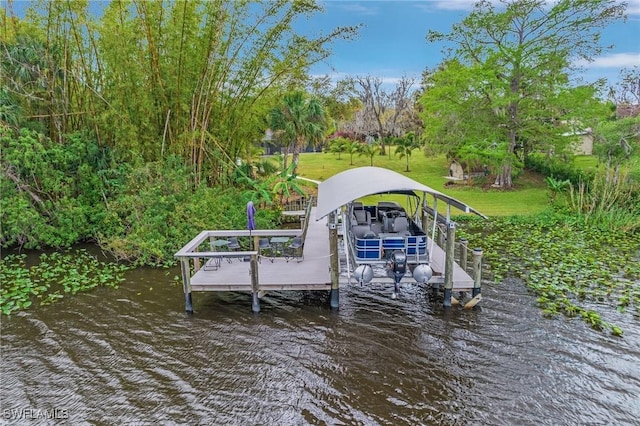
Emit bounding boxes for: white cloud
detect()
[311,71,420,89]
[310,71,350,82]
[421,0,640,15]
[413,0,508,12]
[336,3,379,16]
[574,52,640,68]
[428,0,481,11]
[626,0,640,15]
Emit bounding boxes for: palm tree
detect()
[329,137,348,159]
[545,176,570,204]
[394,132,420,172]
[1,34,48,130]
[0,88,20,127]
[269,91,327,174]
[346,140,362,165]
[359,141,381,166]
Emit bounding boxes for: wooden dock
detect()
[175,204,480,312]
[187,209,332,293]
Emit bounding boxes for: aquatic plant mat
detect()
[1,249,128,315]
[459,214,640,336]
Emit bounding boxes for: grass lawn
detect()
[572,155,598,172]
[294,148,550,217]
[574,154,640,181]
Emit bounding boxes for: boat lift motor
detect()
[389,250,407,299]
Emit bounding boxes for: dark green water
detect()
[1,264,639,425]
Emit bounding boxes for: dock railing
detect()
[421,201,483,305]
[175,228,305,314]
[175,229,303,267]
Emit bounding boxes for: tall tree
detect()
[354,75,386,150]
[307,75,362,140]
[347,75,416,155]
[1,1,105,143]
[385,76,416,138]
[424,0,626,188]
[6,0,357,185]
[593,116,639,175]
[269,91,327,174]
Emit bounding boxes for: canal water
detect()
[1,266,639,425]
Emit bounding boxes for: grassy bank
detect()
[296,150,548,216]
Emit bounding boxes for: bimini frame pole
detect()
[430,196,438,258]
[341,210,352,284]
[421,193,429,235]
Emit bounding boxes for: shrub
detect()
[97,157,279,266]
[0,129,111,248]
[525,153,594,185]
[567,168,640,232]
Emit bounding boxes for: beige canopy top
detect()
[315,167,486,220]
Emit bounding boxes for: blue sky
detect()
[302,0,640,89]
[6,0,639,90]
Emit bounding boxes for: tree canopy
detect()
[269,90,327,174]
[421,0,626,188]
[1,0,357,184]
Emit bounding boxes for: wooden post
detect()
[473,248,483,297]
[443,221,456,307]
[438,224,446,247]
[421,200,429,234]
[193,245,200,270]
[250,254,260,313]
[459,238,468,271]
[329,212,340,309]
[180,258,193,314]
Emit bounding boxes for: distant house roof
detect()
[561,127,592,137]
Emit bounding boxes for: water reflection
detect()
[1,267,639,425]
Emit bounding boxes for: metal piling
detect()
[473,248,483,297]
[329,212,340,309]
[443,221,456,307]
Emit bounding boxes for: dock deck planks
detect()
[188,207,474,293]
[190,208,331,292]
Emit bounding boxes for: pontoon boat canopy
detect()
[315,167,486,220]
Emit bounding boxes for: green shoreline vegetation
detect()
[1,1,638,336]
[2,142,638,335]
